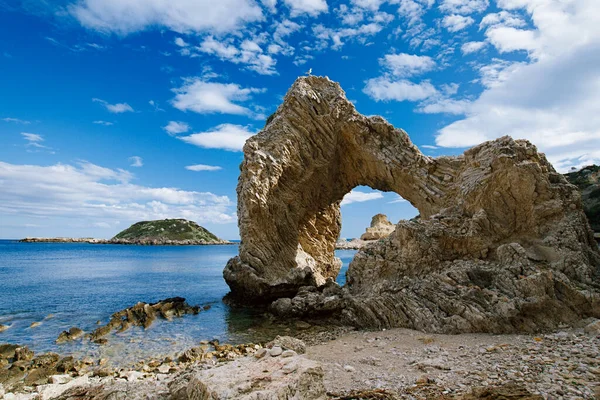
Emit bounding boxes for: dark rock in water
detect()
[91,297,201,341]
[56,327,85,344]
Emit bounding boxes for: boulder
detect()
[178,355,325,400]
[227,76,600,333]
[359,214,395,241]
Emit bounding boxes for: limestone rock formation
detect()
[564,165,600,233]
[225,75,600,333]
[360,214,395,241]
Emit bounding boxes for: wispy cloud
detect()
[20,132,54,153]
[93,120,113,126]
[3,117,31,124]
[129,156,143,167]
[92,98,134,114]
[341,189,384,206]
[185,164,223,171]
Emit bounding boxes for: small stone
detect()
[0,324,8,333]
[158,364,171,374]
[255,348,268,359]
[416,374,432,384]
[295,321,311,330]
[584,320,600,335]
[282,362,298,374]
[269,346,283,357]
[282,350,297,358]
[344,365,355,372]
[30,321,41,328]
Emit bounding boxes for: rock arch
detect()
[225,77,600,333]
[225,76,452,300]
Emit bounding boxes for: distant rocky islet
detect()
[19,219,232,245]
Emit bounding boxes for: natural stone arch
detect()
[224,76,452,300]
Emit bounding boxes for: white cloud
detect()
[313,22,384,49]
[421,145,438,149]
[197,36,277,75]
[364,77,437,102]
[21,133,43,143]
[436,0,600,171]
[417,98,471,114]
[461,41,487,54]
[171,78,265,118]
[0,161,235,230]
[3,118,31,124]
[262,0,277,13]
[185,164,223,171]
[93,120,113,126]
[92,98,134,113]
[179,124,255,152]
[479,11,526,30]
[485,26,538,54]
[439,0,489,14]
[174,37,188,47]
[442,14,474,32]
[341,189,384,206]
[69,0,264,35]
[283,0,328,17]
[163,121,190,135]
[129,156,143,167]
[380,53,435,77]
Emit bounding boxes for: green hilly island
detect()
[112,219,222,242]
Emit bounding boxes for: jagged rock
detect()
[227,76,600,333]
[56,327,84,344]
[90,297,200,341]
[565,164,600,233]
[359,214,395,241]
[267,336,306,355]
[335,238,369,250]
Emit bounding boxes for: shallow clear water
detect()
[0,240,356,366]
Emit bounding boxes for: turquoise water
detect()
[0,240,356,365]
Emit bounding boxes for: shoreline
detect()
[2,322,599,399]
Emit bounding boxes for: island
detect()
[19,219,232,245]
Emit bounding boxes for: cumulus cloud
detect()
[163,121,190,135]
[436,0,600,171]
[341,189,384,206]
[178,124,255,152]
[129,156,143,167]
[0,161,235,232]
[92,98,134,113]
[442,14,474,32]
[69,0,264,35]
[170,78,265,118]
[283,0,328,17]
[461,41,487,54]
[364,77,437,102]
[185,164,223,171]
[313,22,384,49]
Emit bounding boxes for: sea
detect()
[0,240,356,366]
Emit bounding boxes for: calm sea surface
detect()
[0,240,356,366]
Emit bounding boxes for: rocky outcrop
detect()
[90,297,201,341]
[360,214,395,241]
[227,75,600,333]
[565,164,600,233]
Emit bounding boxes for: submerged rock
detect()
[56,327,84,344]
[0,324,9,333]
[90,297,200,341]
[227,75,600,333]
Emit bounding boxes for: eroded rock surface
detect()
[360,214,395,241]
[226,75,600,333]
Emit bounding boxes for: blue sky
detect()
[1,0,598,240]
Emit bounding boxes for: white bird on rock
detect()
[306,68,312,76]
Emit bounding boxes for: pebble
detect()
[49,375,72,384]
[254,348,268,359]
[29,322,41,329]
[282,362,298,374]
[282,350,297,358]
[344,365,356,372]
[269,346,283,357]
